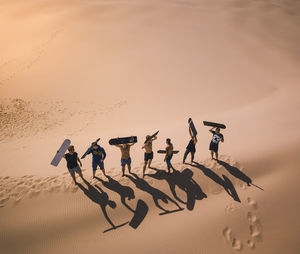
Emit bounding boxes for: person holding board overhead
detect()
[142,134,157,178]
[183,127,197,164]
[209,127,224,161]
[115,143,135,177]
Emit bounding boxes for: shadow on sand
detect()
[147,167,207,211]
[95,176,149,229]
[190,162,241,202]
[76,178,129,233]
[126,173,184,215]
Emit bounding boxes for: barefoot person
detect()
[164,138,174,173]
[63,145,84,184]
[115,143,135,176]
[183,127,197,164]
[86,143,107,178]
[209,127,224,161]
[142,135,157,178]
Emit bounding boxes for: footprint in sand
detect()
[222,227,243,251]
[247,197,258,209]
[225,203,235,213]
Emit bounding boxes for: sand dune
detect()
[1,0,300,253]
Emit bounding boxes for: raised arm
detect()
[151,136,158,142]
[209,127,215,133]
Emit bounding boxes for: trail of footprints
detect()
[223,197,263,251]
[0,172,81,208]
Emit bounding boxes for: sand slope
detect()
[1,0,300,253]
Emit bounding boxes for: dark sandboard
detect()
[129,199,149,229]
[144,131,159,144]
[188,118,198,136]
[51,139,71,167]
[103,221,129,233]
[203,121,226,129]
[109,136,137,145]
[81,138,100,159]
[157,150,179,154]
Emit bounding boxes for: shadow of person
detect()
[147,168,207,211]
[217,160,252,186]
[190,162,241,202]
[95,176,149,229]
[125,173,184,215]
[76,178,128,232]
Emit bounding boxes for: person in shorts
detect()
[183,126,197,164]
[142,135,157,178]
[164,138,174,173]
[64,145,84,184]
[86,143,107,178]
[209,127,224,161]
[114,143,135,176]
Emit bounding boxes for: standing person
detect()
[183,127,197,164]
[209,127,224,161]
[86,143,107,178]
[142,135,157,178]
[63,145,84,184]
[164,138,174,173]
[114,143,135,176]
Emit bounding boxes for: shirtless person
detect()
[164,138,174,173]
[142,135,157,178]
[209,127,224,161]
[183,127,197,164]
[115,143,135,176]
[63,145,84,184]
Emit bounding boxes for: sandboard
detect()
[51,139,71,166]
[203,121,226,129]
[188,118,198,136]
[129,199,149,229]
[81,138,100,159]
[157,150,179,154]
[109,136,137,145]
[144,131,159,144]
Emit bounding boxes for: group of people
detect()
[63,126,224,184]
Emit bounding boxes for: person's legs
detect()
[143,161,147,178]
[191,151,195,163]
[147,159,152,168]
[147,152,153,168]
[92,161,97,178]
[122,165,125,176]
[215,152,219,161]
[74,166,84,180]
[210,150,214,160]
[68,168,77,184]
[183,149,189,163]
[99,161,106,176]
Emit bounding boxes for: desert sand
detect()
[1,0,300,253]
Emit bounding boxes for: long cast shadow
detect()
[95,176,149,229]
[125,173,184,215]
[147,168,207,211]
[217,160,264,191]
[190,162,241,202]
[76,178,128,232]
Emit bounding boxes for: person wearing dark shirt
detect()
[209,127,224,161]
[183,127,197,164]
[63,145,83,184]
[86,143,107,178]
